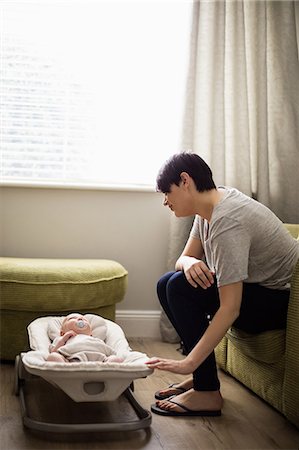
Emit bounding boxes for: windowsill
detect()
[0,180,157,193]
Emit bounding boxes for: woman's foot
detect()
[155,388,223,413]
[155,377,194,400]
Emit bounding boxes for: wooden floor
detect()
[1,338,299,450]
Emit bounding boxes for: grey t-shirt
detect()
[190,187,299,289]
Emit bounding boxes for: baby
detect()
[46,313,123,363]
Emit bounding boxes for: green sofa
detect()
[215,223,299,429]
[0,257,128,361]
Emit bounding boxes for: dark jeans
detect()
[157,271,290,392]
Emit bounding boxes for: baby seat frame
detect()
[14,354,152,434]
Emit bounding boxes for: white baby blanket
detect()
[50,334,117,362]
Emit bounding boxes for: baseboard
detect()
[115,309,161,339]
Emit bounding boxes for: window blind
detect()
[0,1,191,188]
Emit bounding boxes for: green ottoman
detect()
[0,257,128,361]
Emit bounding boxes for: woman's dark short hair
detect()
[156,152,216,193]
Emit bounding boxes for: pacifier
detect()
[76,319,85,329]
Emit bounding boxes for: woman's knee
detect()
[166,270,190,296]
[166,271,219,314]
[157,271,198,312]
[157,271,176,297]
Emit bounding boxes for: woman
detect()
[146,152,299,417]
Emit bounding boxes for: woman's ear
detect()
[180,172,190,187]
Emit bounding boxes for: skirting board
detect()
[115,310,161,339]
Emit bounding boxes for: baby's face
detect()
[61,314,92,336]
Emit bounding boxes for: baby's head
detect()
[61,313,92,336]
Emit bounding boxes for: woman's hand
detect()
[182,257,214,289]
[145,356,195,374]
[175,236,214,289]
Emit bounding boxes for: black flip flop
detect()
[154,383,188,400]
[151,396,221,417]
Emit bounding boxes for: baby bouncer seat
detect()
[14,314,153,435]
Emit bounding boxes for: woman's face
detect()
[163,179,195,218]
[61,313,92,336]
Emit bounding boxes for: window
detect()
[0,0,191,189]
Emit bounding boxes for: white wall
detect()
[0,186,171,336]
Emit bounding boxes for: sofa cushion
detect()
[284,223,299,239]
[0,257,128,312]
[226,340,285,412]
[226,327,285,364]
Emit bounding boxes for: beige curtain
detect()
[161,0,299,341]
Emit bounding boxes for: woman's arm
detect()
[146,281,242,373]
[175,236,215,289]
